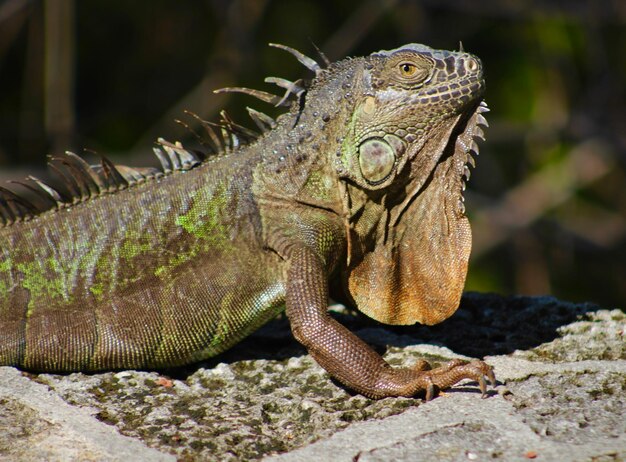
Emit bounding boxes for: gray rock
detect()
[0,294,624,461]
[0,367,173,461]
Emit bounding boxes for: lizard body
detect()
[0,43,494,398]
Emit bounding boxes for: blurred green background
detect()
[0,0,624,307]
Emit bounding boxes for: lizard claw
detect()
[425,379,436,401]
[487,366,497,387]
[477,374,488,398]
[463,360,497,397]
[419,359,497,398]
[478,375,488,399]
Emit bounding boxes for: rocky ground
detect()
[1,292,624,461]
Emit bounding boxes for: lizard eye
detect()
[399,62,418,77]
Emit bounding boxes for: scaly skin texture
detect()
[0,43,494,398]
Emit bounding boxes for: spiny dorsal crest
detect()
[213,42,328,108]
[0,140,200,226]
[0,43,329,227]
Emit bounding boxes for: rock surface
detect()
[1,293,624,461]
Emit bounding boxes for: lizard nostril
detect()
[464,57,479,73]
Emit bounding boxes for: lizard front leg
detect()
[285,245,495,399]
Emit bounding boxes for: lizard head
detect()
[336,44,488,325]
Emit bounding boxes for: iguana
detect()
[0,43,494,399]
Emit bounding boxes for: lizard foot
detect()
[416,359,496,401]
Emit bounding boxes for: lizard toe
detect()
[424,359,496,397]
[411,359,432,372]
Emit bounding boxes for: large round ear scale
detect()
[358,138,396,184]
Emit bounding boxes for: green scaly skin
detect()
[0,43,495,399]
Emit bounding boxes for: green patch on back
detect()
[16,258,72,310]
[90,233,150,300]
[120,230,154,260]
[0,258,11,274]
[174,183,230,245]
[155,183,233,279]
[89,282,105,299]
[0,257,12,296]
[154,250,199,278]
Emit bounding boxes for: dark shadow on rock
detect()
[161,292,607,381]
[405,292,604,358]
[354,292,606,359]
